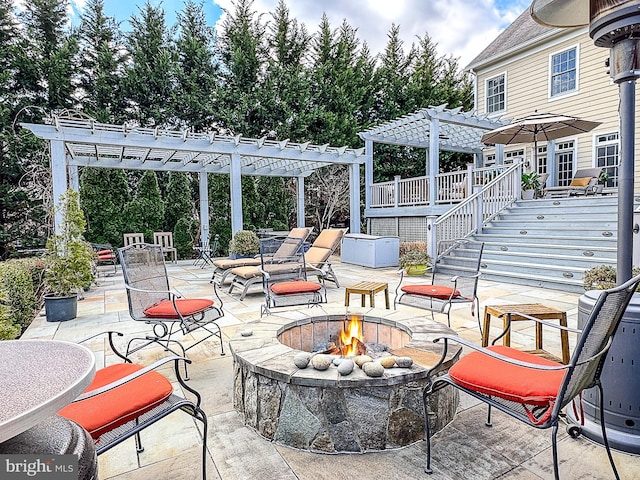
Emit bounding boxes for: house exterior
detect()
[465,8,639,191]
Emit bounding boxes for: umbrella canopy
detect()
[481,112,602,146]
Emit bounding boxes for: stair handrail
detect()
[428,162,522,261]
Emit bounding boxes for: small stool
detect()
[482,303,570,364]
[345,281,390,309]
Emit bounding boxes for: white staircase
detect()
[470,195,619,292]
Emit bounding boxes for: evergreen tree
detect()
[123,1,176,127]
[164,172,193,233]
[174,0,221,131]
[78,0,128,123]
[79,167,130,247]
[122,170,165,242]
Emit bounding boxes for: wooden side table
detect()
[345,281,390,309]
[482,303,570,364]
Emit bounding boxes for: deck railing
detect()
[427,162,522,261]
[369,164,511,208]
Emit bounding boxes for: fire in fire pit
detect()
[319,315,368,356]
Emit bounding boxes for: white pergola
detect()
[358,104,508,208]
[21,116,367,241]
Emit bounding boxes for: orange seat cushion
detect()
[59,363,173,439]
[144,298,214,318]
[449,345,565,411]
[401,284,460,300]
[270,281,321,295]
[98,253,116,260]
[97,249,113,256]
[569,177,591,187]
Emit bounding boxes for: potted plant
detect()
[595,169,610,194]
[399,242,431,276]
[43,189,95,322]
[521,171,541,200]
[228,230,260,259]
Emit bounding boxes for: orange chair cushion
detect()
[401,284,460,300]
[569,177,591,187]
[98,253,116,260]
[144,298,213,318]
[270,281,321,295]
[97,249,113,256]
[449,345,565,407]
[58,363,173,439]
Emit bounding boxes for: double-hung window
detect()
[595,133,619,187]
[550,46,578,97]
[486,73,505,114]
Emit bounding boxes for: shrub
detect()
[0,258,43,339]
[399,241,431,268]
[583,265,640,291]
[228,230,260,256]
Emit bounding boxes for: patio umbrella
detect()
[481,112,601,164]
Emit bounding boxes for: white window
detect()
[536,145,547,174]
[555,141,575,186]
[504,149,524,164]
[485,73,505,114]
[550,46,578,98]
[595,132,619,187]
[485,154,495,167]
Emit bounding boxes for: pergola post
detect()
[50,140,67,235]
[198,171,210,244]
[364,139,373,210]
[428,116,440,206]
[68,165,79,192]
[296,176,305,227]
[349,162,361,233]
[230,153,243,234]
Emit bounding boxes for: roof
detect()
[357,104,508,153]
[21,116,366,178]
[465,8,558,70]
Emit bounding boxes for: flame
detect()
[340,315,363,356]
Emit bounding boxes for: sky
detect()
[60,0,530,68]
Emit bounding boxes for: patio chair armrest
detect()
[432,334,570,371]
[75,331,130,363]
[73,355,192,402]
[124,284,181,299]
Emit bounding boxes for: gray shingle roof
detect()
[465,8,555,70]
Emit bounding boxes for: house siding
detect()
[473,29,640,190]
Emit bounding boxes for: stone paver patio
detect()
[21,256,640,479]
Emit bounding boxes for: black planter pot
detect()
[568,291,640,453]
[44,294,78,322]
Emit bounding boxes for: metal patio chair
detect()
[193,233,218,268]
[58,331,208,479]
[422,273,640,480]
[258,236,327,316]
[394,239,484,329]
[118,243,225,373]
[91,243,117,276]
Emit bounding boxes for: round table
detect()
[0,339,95,443]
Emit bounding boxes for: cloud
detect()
[213,0,530,67]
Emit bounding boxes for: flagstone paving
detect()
[22,257,640,479]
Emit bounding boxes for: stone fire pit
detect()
[230,306,461,453]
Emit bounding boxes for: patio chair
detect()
[211,227,313,286]
[193,233,218,268]
[58,331,208,480]
[543,167,602,198]
[422,272,640,480]
[394,239,484,329]
[302,227,348,287]
[123,233,145,247]
[118,243,225,372]
[91,243,117,276]
[153,231,177,263]
[258,236,327,316]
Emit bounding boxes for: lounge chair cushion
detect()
[569,177,591,187]
[449,345,564,408]
[401,284,460,300]
[59,363,173,439]
[270,280,321,295]
[213,258,260,269]
[144,298,214,318]
[305,247,331,265]
[313,229,344,249]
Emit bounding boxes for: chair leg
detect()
[485,405,492,427]
[423,387,434,474]
[551,423,560,480]
[597,382,621,480]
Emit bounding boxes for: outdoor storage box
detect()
[341,234,399,268]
